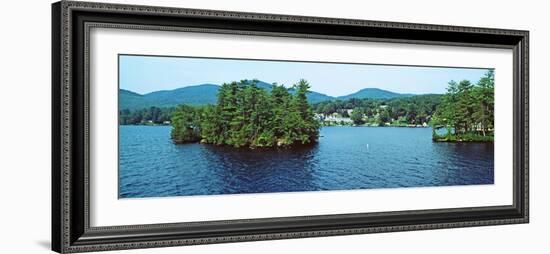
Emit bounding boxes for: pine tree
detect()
[171,105,201,143]
[432,70,494,141]
[472,70,494,136]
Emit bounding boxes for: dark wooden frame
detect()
[52,1,529,253]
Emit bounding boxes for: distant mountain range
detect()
[336,88,414,100]
[120,80,420,110]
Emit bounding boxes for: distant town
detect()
[314,108,429,128]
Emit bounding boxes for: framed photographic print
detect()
[52,1,529,253]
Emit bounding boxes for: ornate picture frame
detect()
[52,1,529,253]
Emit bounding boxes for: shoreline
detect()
[432,133,494,143]
[119,124,431,128]
[119,124,494,143]
[432,137,494,143]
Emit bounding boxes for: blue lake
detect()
[119,126,494,198]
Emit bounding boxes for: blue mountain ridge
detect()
[119,80,415,110]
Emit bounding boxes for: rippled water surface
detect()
[119,126,494,198]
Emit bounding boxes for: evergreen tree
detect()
[472,70,494,136]
[270,84,292,140]
[455,80,475,133]
[432,70,494,141]
[291,79,319,144]
[198,105,222,144]
[171,105,201,143]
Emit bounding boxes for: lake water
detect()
[119,126,494,198]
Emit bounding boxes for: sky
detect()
[119,55,491,96]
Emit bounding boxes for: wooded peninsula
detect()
[432,70,494,142]
[118,70,494,146]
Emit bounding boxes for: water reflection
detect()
[201,144,320,194]
[119,126,494,198]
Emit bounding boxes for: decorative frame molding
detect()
[52,1,529,253]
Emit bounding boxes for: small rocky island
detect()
[170,79,319,148]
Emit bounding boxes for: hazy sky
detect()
[119,55,490,96]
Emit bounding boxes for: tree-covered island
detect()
[170,79,319,148]
[119,71,494,145]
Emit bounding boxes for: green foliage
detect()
[472,70,495,136]
[350,108,365,125]
[170,79,320,148]
[170,105,201,143]
[432,132,494,142]
[119,107,174,125]
[432,70,494,141]
[378,109,391,126]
